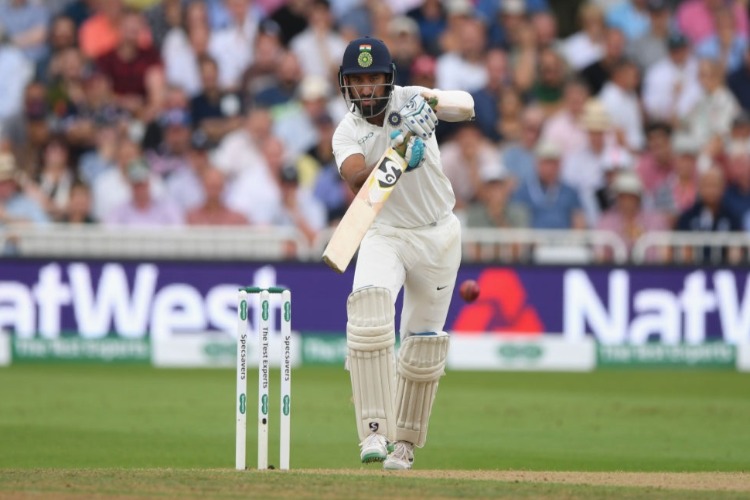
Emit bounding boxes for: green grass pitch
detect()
[1,365,748,498]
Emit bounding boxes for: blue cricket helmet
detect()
[338,37,396,118]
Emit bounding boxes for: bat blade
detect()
[322,147,407,273]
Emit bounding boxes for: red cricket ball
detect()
[459,279,480,303]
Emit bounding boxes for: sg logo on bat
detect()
[375,158,403,189]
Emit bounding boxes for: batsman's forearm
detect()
[428,90,475,122]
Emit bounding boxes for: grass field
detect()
[1,365,749,498]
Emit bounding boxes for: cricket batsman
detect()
[332,37,475,470]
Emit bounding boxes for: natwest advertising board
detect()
[1,260,749,344]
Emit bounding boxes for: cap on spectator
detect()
[501,0,526,15]
[671,133,700,155]
[479,161,510,182]
[602,146,633,171]
[389,16,419,37]
[611,170,643,196]
[535,141,562,159]
[411,55,437,77]
[0,153,18,182]
[126,159,151,184]
[299,75,330,101]
[258,18,281,38]
[667,32,689,50]
[581,99,611,131]
[160,108,191,128]
[445,0,474,16]
[280,165,299,184]
[646,0,668,11]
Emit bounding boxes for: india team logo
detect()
[358,44,372,68]
[387,112,402,127]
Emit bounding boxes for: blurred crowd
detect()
[0,0,750,255]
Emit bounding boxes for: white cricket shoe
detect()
[359,433,389,463]
[383,441,414,470]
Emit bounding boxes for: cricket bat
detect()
[322,138,410,273]
[322,93,473,273]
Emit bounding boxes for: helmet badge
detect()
[357,44,373,68]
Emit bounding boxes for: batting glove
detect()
[398,94,438,140]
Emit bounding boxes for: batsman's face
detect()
[346,72,388,109]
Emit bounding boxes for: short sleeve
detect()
[332,118,363,172]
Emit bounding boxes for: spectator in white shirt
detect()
[642,32,702,125]
[289,0,346,81]
[208,0,261,91]
[211,107,271,178]
[683,58,741,152]
[162,3,212,97]
[599,59,645,151]
[561,2,605,71]
[436,17,488,93]
[0,31,34,139]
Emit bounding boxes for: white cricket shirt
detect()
[332,85,456,228]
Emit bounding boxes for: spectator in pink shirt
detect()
[676,0,749,46]
[106,159,183,226]
[596,170,669,262]
[636,122,675,197]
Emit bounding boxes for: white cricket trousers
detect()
[352,213,462,339]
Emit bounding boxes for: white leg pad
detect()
[347,287,397,442]
[395,332,449,447]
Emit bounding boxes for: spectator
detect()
[0,28,34,141]
[36,15,78,82]
[513,141,587,229]
[580,27,627,95]
[531,10,560,50]
[539,78,590,155]
[723,148,750,230]
[186,167,248,226]
[15,81,52,170]
[106,158,183,226]
[0,0,51,63]
[441,122,502,210]
[95,9,163,115]
[436,17,488,93]
[596,169,669,261]
[683,58,740,151]
[636,122,675,199]
[606,0,651,41]
[727,47,750,111]
[497,86,525,143]
[289,0,346,81]
[269,0,311,47]
[240,20,285,100]
[144,0,182,50]
[676,0,748,47]
[502,105,545,186]
[79,0,152,60]
[189,56,244,145]
[162,2,211,98]
[465,161,529,229]
[208,0,261,91]
[212,107,270,178]
[525,47,568,113]
[598,59,645,151]
[62,0,95,28]
[146,108,193,177]
[561,99,618,226]
[165,130,213,213]
[387,16,423,88]
[59,181,96,223]
[272,164,326,245]
[561,2,606,71]
[409,54,437,89]
[0,152,48,226]
[486,0,528,51]
[674,166,743,263]
[642,32,702,124]
[92,138,165,221]
[310,114,350,224]
[595,146,635,214]
[471,49,510,142]
[406,0,446,57]
[25,137,75,221]
[626,0,671,72]
[225,134,285,225]
[695,7,748,74]
[77,124,119,186]
[648,133,700,220]
[253,51,302,108]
